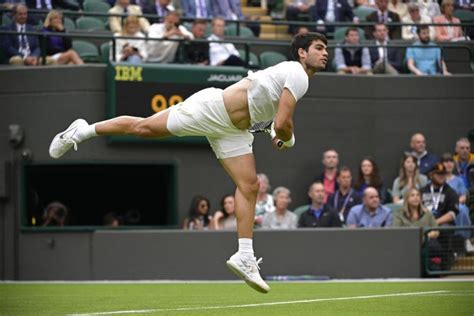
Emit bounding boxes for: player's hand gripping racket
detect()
[249,121,284,148]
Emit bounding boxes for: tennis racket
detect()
[249,121,284,148]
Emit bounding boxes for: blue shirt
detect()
[346,204,393,228]
[406,41,441,75]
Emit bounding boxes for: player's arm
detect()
[274,88,296,143]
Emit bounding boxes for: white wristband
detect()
[283,134,295,148]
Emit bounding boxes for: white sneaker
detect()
[49,119,88,159]
[466,239,474,253]
[226,252,270,293]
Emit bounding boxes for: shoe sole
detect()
[226,260,270,294]
[49,119,86,159]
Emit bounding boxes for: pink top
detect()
[432,15,463,41]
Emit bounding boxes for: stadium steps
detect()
[451,255,474,271]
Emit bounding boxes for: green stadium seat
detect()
[353,6,376,21]
[1,13,12,26]
[225,24,255,37]
[259,51,287,68]
[63,16,75,31]
[76,16,106,31]
[83,1,111,23]
[238,49,260,68]
[72,40,100,62]
[100,42,111,63]
[333,27,365,41]
[453,9,474,22]
[292,204,309,220]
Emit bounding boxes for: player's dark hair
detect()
[291,32,327,61]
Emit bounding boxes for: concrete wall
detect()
[1,65,473,280]
[18,228,421,280]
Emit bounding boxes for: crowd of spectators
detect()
[182,133,474,259]
[0,0,472,74]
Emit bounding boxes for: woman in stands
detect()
[182,195,213,230]
[42,10,84,65]
[354,156,388,203]
[211,194,237,230]
[433,0,465,42]
[113,15,147,64]
[254,173,276,228]
[392,153,428,204]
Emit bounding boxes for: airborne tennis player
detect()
[49,33,328,293]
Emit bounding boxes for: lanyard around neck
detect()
[430,184,443,211]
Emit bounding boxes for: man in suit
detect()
[181,0,213,19]
[143,0,174,24]
[310,0,359,37]
[365,0,401,39]
[369,23,403,74]
[25,0,80,11]
[0,4,41,65]
[109,0,150,34]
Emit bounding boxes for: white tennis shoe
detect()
[226,252,270,293]
[49,119,88,159]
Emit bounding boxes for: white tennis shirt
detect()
[246,61,309,125]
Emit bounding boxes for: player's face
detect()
[303,40,328,71]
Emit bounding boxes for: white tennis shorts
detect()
[166,87,254,159]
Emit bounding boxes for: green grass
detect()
[1,281,473,315]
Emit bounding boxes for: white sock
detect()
[76,123,97,142]
[238,238,254,256]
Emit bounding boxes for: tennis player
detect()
[49,32,328,293]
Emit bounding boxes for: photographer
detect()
[42,201,69,227]
[114,16,147,64]
[146,11,193,63]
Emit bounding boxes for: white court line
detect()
[67,290,449,316]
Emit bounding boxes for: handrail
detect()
[0,29,472,67]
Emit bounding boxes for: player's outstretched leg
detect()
[49,111,171,159]
[220,154,270,293]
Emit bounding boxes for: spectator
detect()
[310,0,358,38]
[355,0,376,8]
[421,162,458,226]
[114,15,147,64]
[415,0,441,18]
[211,0,261,37]
[211,194,237,230]
[42,10,84,65]
[407,132,440,175]
[262,187,298,229]
[347,187,393,228]
[334,27,372,74]
[255,173,275,227]
[365,0,401,40]
[455,0,474,10]
[393,188,442,271]
[327,166,362,224]
[369,23,404,74]
[25,0,79,11]
[454,137,474,188]
[285,0,315,34]
[402,2,435,41]
[441,153,472,247]
[42,201,69,226]
[296,26,310,35]
[147,11,193,63]
[433,0,465,42]
[143,0,175,24]
[388,0,408,19]
[315,149,339,200]
[181,0,213,19]
[0,4,40,66]
[354,157,388,203]
[208,17,245,66]
[184,19,210,65]
[109,0,150,34]
[103,211,121,226]
[392,153,428,204]
[182,195,213,230]
[421,162,461,267]
[298,182,342,228]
